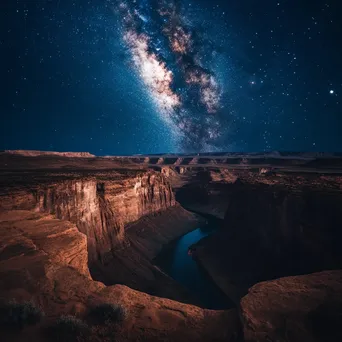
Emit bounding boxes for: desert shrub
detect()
[89,303,127,325]
[48,315,89,342]
[0,299,44,329]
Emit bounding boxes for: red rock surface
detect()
[93,205,204,302]
[240,270,342,342]
[0,170,176,263]
[0,210,90,278]
[3,150,95,157]
[0,210,240,342]
[0,166,205,302]
[0,211,101,312]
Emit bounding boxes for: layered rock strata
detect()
[0,168,204,301]
[0,170,176,263]
[182,171,342,303]
[0,210,240,342]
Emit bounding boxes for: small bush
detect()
[48,315,89,341]
[0,299,44,330]
[89,303,127,325]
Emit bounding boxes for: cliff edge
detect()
[0,210,240,342]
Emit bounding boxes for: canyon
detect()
[1,150,342,341]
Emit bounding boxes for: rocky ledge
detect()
[241,270,342,342]
[1,209,341,341]
[0,210,240,342]
[0,166,205,302]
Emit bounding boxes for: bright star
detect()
[329,90,334,94]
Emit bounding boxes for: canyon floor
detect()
[1,150,342,342]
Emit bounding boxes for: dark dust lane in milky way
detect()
[112,0,232,152]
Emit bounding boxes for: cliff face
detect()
[0,210,240,342]
[178,171,342,302]
[35,179,121,263]
[0,162,206,301]
[0,170,175,264]
[221,183,342,274]
[93,205,204,302]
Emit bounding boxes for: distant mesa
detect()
[2,150,342,160]
[2,150,95,158]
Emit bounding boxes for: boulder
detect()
[241,270,342,342]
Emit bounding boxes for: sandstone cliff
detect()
[183,171,342,303]
[0,170,175,264]
[0,210,240,342]
[0,166,206,302]
[93,205,204,302]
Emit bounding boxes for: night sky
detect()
[1,0,342,155]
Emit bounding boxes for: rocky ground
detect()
[0,210,240,342]
[241,270,342,342]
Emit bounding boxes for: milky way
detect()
[114,0,225,151]
[3,1,342,154]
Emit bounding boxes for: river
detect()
[155,224,233,310]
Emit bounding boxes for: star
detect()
[329,90,334,94]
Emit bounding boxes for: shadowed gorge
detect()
[176,175,342,302]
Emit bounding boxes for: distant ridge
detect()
[2,150,342,159]
[2,150,95,158]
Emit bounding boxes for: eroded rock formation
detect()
[0,210,240,342]
[0,170,176,264]
[241,271,342,342]
[180,170,342,303]
[0,160,205,302]
[93,205,204,302]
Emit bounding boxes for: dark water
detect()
[155,225,233,309]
